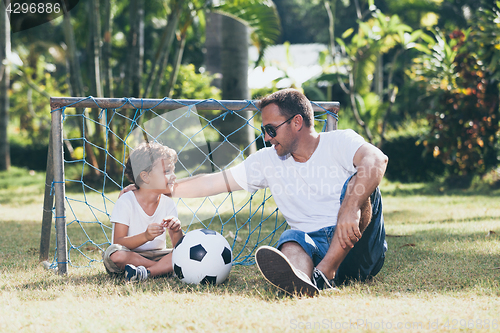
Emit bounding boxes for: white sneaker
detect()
[124,264,149,282]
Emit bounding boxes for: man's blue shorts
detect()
[276,174,387,285]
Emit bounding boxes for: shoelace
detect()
[313,268,334,289]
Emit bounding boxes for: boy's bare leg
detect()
[110,251,156,271]
[111,250,174,277]
[147,253,174,277]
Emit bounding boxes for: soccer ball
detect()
[172,229,233,285]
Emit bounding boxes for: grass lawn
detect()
[1,167,499,332]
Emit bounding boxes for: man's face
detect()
[261,103,298,157]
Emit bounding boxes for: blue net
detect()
[48,97,338,268]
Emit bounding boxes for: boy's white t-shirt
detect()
[110,191,178,251]
[229,129,366,233]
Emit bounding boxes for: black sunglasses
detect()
[261,115,296,138]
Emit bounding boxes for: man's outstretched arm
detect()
[119,170,243,199]
[171,170,243,198]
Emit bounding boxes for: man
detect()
[132,89,388,296]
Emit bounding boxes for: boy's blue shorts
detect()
[276,174,387,285]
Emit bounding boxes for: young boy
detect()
[102,142,183,282]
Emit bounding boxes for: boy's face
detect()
[148,158,176,193]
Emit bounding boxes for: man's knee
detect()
[279,241,305,254]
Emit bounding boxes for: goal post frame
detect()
[41,96,339,275]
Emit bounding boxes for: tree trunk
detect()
[220,16,256,155]
[123,0,145,98]
[0,6,10,170]
[145,0,183,98]
[205,12,223,89]
[325,0,336,59]
[62,5,100,175]
[374,55,383,99]
[63,6,84,98]
[166,13,194,98]
[123,0,137,97]
[166,31,187,98]
[103,0,113,98]
[132,0,144,97]
[102,0,120,176]
[325,0,336,102]
[88,0,106,159]
[379,50,402,148]
[89,0,103,98]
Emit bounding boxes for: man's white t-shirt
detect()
[230,129,366,233]
[110,191,178,251]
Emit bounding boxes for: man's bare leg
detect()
[280,242,314,278]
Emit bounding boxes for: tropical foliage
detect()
[0,0,499,186]
[409,2,500,184]
[1,0,280,172]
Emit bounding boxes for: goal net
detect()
[41,97,338,274]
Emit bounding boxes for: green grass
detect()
[1,167,500,332]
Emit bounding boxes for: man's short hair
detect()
[259,88,314,128]
[124,142,177,189]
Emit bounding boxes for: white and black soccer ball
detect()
[172,229,233,285]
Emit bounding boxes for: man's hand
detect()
[119,184,137,198]
[335,207,362,249]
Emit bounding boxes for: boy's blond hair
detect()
[124,142,177,189]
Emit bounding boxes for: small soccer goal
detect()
[40,96,339,274]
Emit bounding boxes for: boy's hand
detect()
[163,216,181,232]
[119,184,137,198]
[144,222,165,241]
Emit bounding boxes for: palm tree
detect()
[206,0,281,154]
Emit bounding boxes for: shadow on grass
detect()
[7,262,287,302]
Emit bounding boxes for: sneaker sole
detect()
[255,246,319,297]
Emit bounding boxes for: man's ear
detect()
[294,114,304,131]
